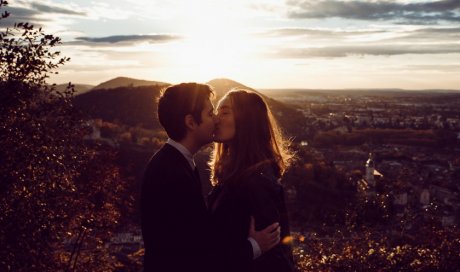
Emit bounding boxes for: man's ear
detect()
[184,114,197,130]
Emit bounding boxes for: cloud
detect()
[248,1,285,14]
[0,1,85,27]
[407,64,460,72]
[30,3,86,16]
[385,27,460,42]
[417,26,460,34]
[71,34,181,45]
[286,0,460,23]
[272,44,460,58]
[259,27,386,38]
[0,6,45,27]
[259,26,460,59]
[60,63,143,72]
[258,26,460,49]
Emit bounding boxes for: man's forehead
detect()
[204,99,214,109]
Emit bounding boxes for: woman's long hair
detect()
[209,89,293,186]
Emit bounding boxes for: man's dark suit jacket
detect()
[141,143,253,272]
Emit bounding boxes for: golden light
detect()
[167,0,257,80]
[282,235,294,245]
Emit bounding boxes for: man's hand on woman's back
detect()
[248,216,281,254]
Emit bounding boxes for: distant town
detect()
[265,88,460,229]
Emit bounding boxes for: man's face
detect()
[195,98,217,146]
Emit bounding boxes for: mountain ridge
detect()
[92,76,169,90]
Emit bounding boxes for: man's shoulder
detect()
[147,144,181,167]
[143,144,191,184]
[143,145,175,178]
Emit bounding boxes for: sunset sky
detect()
[2,0,460,89]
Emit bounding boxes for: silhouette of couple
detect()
[141,83,296,272]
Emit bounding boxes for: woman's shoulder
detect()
[244,167,283,193]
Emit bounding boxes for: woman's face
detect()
[214,96,236,143]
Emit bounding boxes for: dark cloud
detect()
[0,2,83,28]
[0,6,48,27]
[272,44,460,58]
[31,3,86,16]
[286,0,460,23]
[2,5,37,18]
[72,34,181,45]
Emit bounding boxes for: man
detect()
[141,83,280,272]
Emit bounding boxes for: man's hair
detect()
[157,83,214,141]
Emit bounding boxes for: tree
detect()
[0,2,129,270]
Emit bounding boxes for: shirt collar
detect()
[166,138,196,170]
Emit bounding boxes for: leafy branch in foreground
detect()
[1,2,130,270]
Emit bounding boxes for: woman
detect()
[208,89,296,272]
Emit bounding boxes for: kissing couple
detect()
[141,83,296,272]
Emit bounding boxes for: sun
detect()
[167,1,257,81]
[170,36,249,79]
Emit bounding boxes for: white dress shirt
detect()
[166,138,196,170]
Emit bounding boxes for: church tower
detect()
[365,152,375,187]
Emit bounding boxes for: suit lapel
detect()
[163,144,203,195]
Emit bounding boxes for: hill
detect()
[55,83,94,95]
[74,85,164,129]
[74,78,307,139]
[92,76,169,90]
[206,78,260,98]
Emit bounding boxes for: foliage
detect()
[292,225,460,271]
[0,2,129,270]
[284,146,355,229]
[285,145,460,271]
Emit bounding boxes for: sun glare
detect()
[170,36,251,79]
[167,0,256,80]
